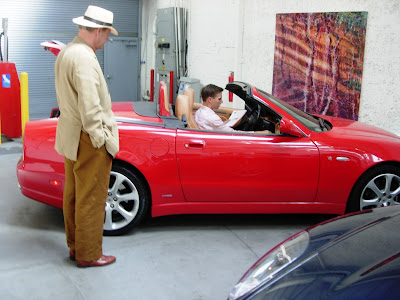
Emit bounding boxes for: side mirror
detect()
[279,118,304,137]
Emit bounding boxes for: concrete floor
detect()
[0,138,320,300]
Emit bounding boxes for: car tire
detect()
[346,165,400,213]
[103,163,150,236]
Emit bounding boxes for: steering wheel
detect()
[243,104,261,131]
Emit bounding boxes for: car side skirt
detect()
[151,202,345,217]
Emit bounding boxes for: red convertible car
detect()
[17,81,400,235]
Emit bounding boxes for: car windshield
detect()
[256,88,327,132]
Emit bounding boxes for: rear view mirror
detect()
[279,118,303,137]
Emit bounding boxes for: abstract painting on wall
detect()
[272,12,368,120]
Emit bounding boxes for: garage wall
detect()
[1,0,140,120]
[142,0,400,135]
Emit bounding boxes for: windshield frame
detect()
[255,88,329,132]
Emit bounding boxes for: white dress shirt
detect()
[194,105,235,132]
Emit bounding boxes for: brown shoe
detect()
[69,250,75,261]
[76,255,116,268]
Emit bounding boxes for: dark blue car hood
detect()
[251,206,400,300]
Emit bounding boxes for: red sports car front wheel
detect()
[347,165,400,213]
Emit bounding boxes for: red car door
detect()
[176,129,320,203]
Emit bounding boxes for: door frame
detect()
[104,36,141,102]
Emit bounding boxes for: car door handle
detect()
[184,140,205,149]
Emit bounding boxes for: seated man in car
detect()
[194,84,272,133]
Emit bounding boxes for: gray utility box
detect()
[178,77,203,103]
[154,7,187,103]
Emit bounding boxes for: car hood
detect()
[323,115,400,140]
[259,206,400,300]
[311,207,400,298]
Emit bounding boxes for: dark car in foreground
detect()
[228,205,400,300]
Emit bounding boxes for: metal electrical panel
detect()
[154,7,187,103]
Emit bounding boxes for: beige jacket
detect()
[54,37,119,161]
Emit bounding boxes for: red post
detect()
[150,69,154,102]
[228,72,234,102]
[0,62,22,138]
[169,71,174,104]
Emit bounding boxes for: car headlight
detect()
[228,231,310,300]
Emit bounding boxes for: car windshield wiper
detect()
[318,117,326,131]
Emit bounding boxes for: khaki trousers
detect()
[63,131,112,261]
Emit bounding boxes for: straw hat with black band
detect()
[73,5,118,36]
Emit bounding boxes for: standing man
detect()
[54,5,119,268]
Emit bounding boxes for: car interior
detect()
[51,81,282,135]
[170,84,281,134]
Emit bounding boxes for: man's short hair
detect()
[201,84,223,102]
[78,25,108,32]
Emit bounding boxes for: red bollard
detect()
[169,71,174,104]
[150,69,154,102]
[228,72,234,102]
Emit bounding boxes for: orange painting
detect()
[272,12,368,120]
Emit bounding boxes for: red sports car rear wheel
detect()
[104,163,150,235]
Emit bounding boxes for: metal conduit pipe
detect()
[174,7,180,80]
[177,8,183,79]
[183,9,187,77]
